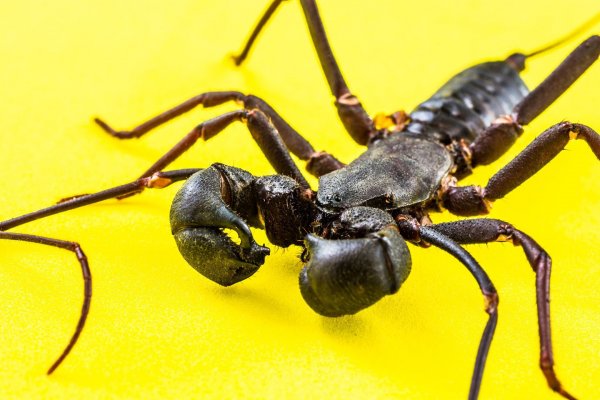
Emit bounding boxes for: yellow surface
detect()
[0,1,598,399]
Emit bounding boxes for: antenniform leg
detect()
[234,0,376,144]
[430,219,576,400]
[443,122,600,216]
[0,169,198,372]
[0,232,90,374]
[0,170,199,231]
[299,207,411,316]
[95,91,343,178]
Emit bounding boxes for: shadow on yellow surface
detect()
[0,1,598,399]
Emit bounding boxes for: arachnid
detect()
[0,0,596,400]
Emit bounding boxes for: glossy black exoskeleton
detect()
[1,1,598,399]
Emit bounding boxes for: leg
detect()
[234,0,375,144]
[0,169,200,231]
[131,109,310,189]
[0,169,200,371]
[2,165,273,372]
[513,35,600,126]
[470,36,599,167]
[417,227,498,400]
[0,231,90,375]
[232,0,288,66]
[429,218,576,400]
[96,91,343,178]
[443,122,600,216]
[300,0,375,145]
[1,164,298,288]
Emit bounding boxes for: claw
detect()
[174,227,269,286]
[300,219,411,317]
[170,164,267,286]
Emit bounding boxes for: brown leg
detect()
[0,169,199,231]
[96,91,343,178]
[0,231,90,375]
[95,91,244,139]
[132,109,310,189]
[243,95,344,176]
[417,226,498,400]
[443,122,600,216]
[232,0,289,66]
[485,123,599,200]
[0,169,202,372]
[431,219,576,400]
[233,0,375,144]
[298,0,374,145]
[470,36,599,167]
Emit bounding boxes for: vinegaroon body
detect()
[1,1,598,399]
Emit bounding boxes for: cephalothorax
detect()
[1,1,598,399]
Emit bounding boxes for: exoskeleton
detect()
[1,1,598,399]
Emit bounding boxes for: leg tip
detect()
[94,117,134,138]
[230,53,245,66]
[93,117,114,134]
[542,366,578,400]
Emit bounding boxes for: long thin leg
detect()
[130,109,310,189]
[233,0,375,144]
[418,227,498,400]
[443,122,600,216]
[0,169,200,231]
[298,0,374,145]
[430,219,576,400]
[0,169,197,372]
[232,0,288,66]
[470,36,599,167]
[95,91,343,178]
[0,231,90,374]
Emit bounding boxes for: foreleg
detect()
[0,232,90,374]
[0,169,199,231]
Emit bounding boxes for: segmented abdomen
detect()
[404,62,529,144]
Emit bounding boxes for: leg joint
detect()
[484,291,499,315]
[305,151,344,177]
[441,185,492,216]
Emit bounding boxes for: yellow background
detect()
[0,1,598,399]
